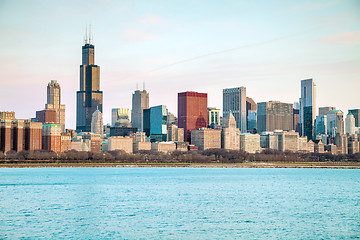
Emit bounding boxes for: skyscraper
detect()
[111,108,130,127]
[300,79,316,140]
[76,30,103,132]
[45,80,65,132]
[131,89,149,132]
[223,87,247,132]
[349,109,360,127]
[178,91,208,142]
[345,112,356,135]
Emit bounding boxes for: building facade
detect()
[221,112,240,150]
[223,87,247,132]
[319,106,335,116]
[208,107,220,127]
[257,101,293,133]
[349,109,360,127]
[150,105,168,142]
[76,35,103,132]
[240,133,260,153]
[42,123,62,153]
[327,110,344,137]
[191,128,221,151]
[91,109,103,136]
[178,91,208,142]
[345,112,356,135]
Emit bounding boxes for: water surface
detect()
[0,168,359,239]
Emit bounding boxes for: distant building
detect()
[293,109,300,132]
[319,106,335,116]
[0,112,15,120]
[276,131,299,152]
[240,133,260,153]
[45,80,65,132]
[24,122,42,151]
[300,78,316,140]
[327,110,344,137]
[260,132,279,150]
[42,123,61,153]
[208,107,220,127]
[60,134,71,153]
[151,142,176,153]
[131,89,149,132]
[76,37,103,133]
[314,140,325,153]
[348,135,359,154]
[349,109,360,127]
[36,109,57,124]
[345,112,356,135]
[133,142,151,153]
[335,133,348,154]
[110,126,137,137]
[246,97,257,131]
[150,105,168,142]
[82,133,102,153]
[167,112,177,128]
[191,128,221,151]
[108,136,133,153]
[178,91,208,142]
[257,101,293,133]
[167,125,184,142]
[91,109,103,137]
[315,115,327,135]
[112,108,130,127]
[221,112,240,150]
[223,87,247,132]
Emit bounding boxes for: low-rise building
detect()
[191,128,221,151]
[276,131,299,152]
[151,142,176,153]
[108,136,133,153]
[240,133,260,153]
[133,141,151,153]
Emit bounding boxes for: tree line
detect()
[0,149,359,164]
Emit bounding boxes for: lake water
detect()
[0,167,359,239]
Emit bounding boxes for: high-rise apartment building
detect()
[300,79,316,140]
[223,87,247,132]
[349,109,360,127]
[178,91,208,142]
[45,80,65,132]
[76,33,103,132]
[257,101,293,133]
[131,90,149,132]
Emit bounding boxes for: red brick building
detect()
[36,109,57,124]
[25,122,42,151]
[42,123,61,153]
[178,91,208,142]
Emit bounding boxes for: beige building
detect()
[45,80,65,132]
[260,132,279,150]
[348,135,359,154]
[133,142,151,153]
[60,134,71,153]
[240,133,260,153]
[221,112,240,150]
[208,107,221,126]
[257,101,293,133]
[167,125,184,142]
[108,136,133,153]
[276,131,299,152]
[151,142,176,153]
[0,111,15,120]
[314,140,325,153]
[335,133,348,154]
[191,128,221,151]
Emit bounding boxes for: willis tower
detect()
[76,27,103,132]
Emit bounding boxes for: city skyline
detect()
[0,1,360,129]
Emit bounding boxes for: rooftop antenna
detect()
[89,24,92,44]
[143,81,145,90]
[85,25,88,44]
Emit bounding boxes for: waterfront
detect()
[1,168,359,239]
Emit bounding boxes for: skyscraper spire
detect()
[89,24,92,44]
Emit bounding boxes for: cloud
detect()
[121,29,156,41]
[320,31,360,45]
[139,14,166,26]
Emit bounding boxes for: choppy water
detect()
[0,167,359,239]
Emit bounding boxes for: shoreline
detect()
[1,162,360,169]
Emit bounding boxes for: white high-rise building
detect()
[345,112,356,135]
[223,87,247,132]
[91,109,103,137]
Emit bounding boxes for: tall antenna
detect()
[143,81,145,90]
[89,24,92,44]
[85,25,88,44]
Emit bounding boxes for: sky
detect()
[0,0,359,129]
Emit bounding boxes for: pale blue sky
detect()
[0,0,359,129]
